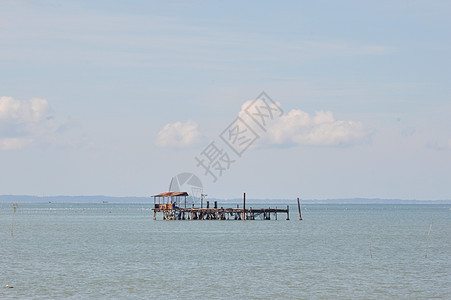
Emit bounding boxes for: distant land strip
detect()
[0,195,450,204]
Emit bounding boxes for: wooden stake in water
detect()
[11,203,17,237]
[425,222,432,258]
[297,197,302,220]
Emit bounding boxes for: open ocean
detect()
[1,202,450,299]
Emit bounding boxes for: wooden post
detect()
[286,205,290,220]
[207,201,210,208]
[243,192,246,221]
[153,210,156,220]
[297,197,302,220]
[214,201,217,209]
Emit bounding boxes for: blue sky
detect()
[1,0,450,200]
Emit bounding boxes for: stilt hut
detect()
[152,191,189,210]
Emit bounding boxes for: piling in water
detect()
[297,197,302,220]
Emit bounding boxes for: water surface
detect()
[1,203,449,299]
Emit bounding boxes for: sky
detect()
[1,0,450,200]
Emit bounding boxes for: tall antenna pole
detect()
[243,192,246,221]
[201,193,207,208]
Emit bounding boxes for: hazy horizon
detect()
[1,194,450,205]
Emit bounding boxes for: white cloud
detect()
[239,99,370,147]
[269,109,368,146]
[0,96,52,150]
[156,120,201,148]
[0,96,49,123]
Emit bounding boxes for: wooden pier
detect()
[152,192,291,221]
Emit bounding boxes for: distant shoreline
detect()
[0,195,450,204]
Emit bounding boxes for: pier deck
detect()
[153,206,290,220]
[151,192,297,221]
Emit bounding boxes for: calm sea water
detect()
[0,203,450,299]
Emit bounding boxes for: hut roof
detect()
[152,191,189,197]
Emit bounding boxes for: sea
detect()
[0,202,450,299]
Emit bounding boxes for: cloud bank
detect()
[239,99,369,147]
[155,100,370,149]
[267,109,368,146]
[0,96,52,150]
[156,120,201,148]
